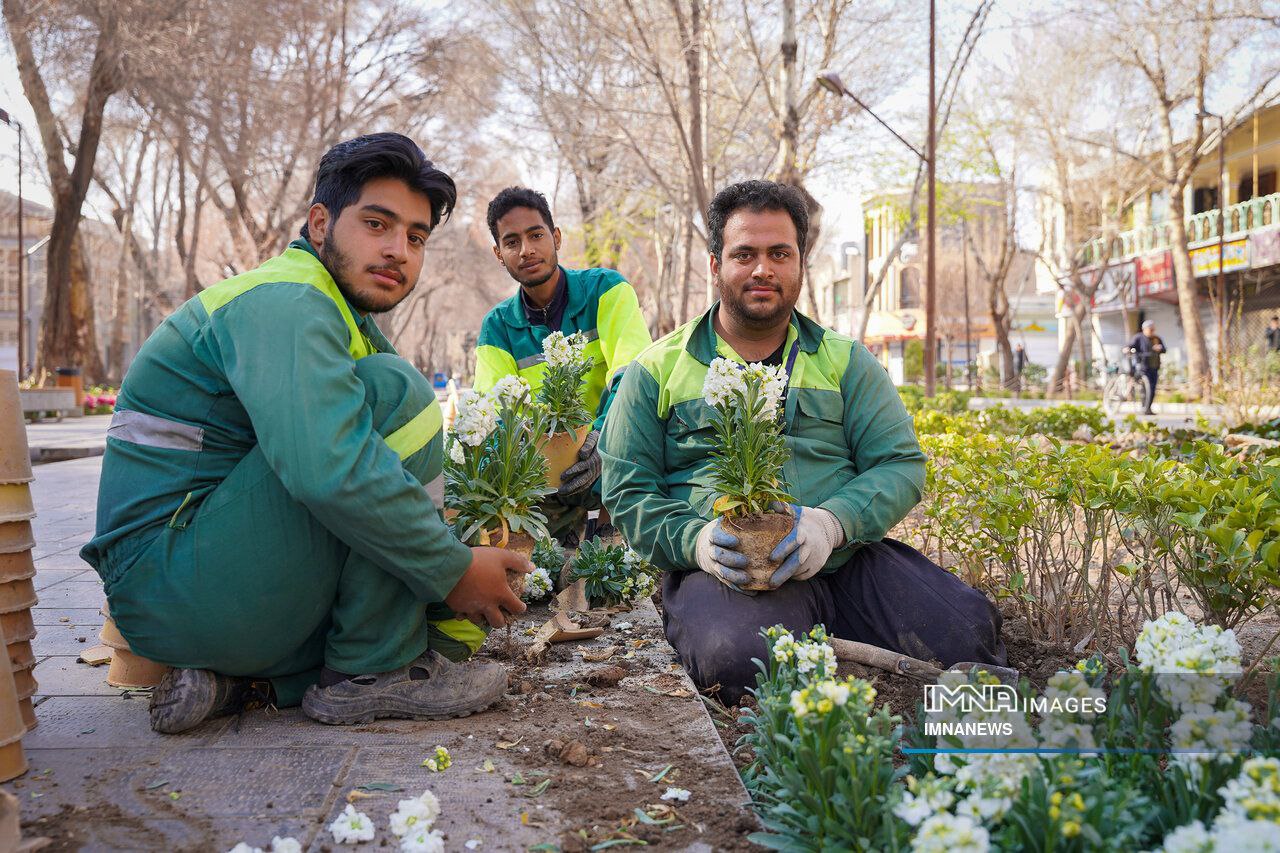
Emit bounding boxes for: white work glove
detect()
[767,502,845,586]
[694,517,754,595]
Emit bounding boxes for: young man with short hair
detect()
[601,180,1005,705]
[83,134,531,733]
[474,187,652,541]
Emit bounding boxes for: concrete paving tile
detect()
[212,706,495,749]
[33,568,92,590]
[31,607,101,626]
[33,583,105,609]
[29,656,128,697]
[23,697,229,748]
[21,814,320,853]
[32,550,94,573]
[321,744,562,850]
[32,624,100,656]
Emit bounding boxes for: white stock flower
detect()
[226,845,263,853]
[524,566,554,601]
[1210,813,1280,849]
[893,776,957,827]
[447,437,465,465]
[1044,671,1106,719]
[399,827,446,853]
[703,357,746,408]
[1038,718,1098,753]
[543,331,587,369]
[745,363,788,419]
[1170,700,1253,764]
[330,803,376,844]
[270,840,302,853]
[793,640,837,676]
[816,679,851,707]
[661,786,691,802]
[1218,757,1280,823]
[1136,613,1241,713]
[390,790,441,838]
[911,812,991,853]
[452,391,499,448]
[772,632,798,663]
[1156,820,1214,853]
[490,375,531,407]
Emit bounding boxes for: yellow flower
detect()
[1069,792,1085,812]
[1049,806,1061,820]
[1050,792,1064,807]
[1061,821,1081,838]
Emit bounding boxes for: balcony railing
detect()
[1079,191,1280,267]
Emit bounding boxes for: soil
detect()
[473,604,759,851]
[724,513,794,591]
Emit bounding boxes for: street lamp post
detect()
[1197,110,1226,368]
[818,2,939,394]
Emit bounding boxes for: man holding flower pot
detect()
[82,134,532,733]
[601,180,1006,705]
[474,187,653,544]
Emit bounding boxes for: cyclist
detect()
[1125,320,1165,415]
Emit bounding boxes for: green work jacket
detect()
[81,239,471,603]
[473,267,652,428]
[599,303,925,574]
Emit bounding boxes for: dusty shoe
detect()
[300,650,507,726]
[149,668,269,734]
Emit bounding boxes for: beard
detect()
[715,271,800,329]
[320,232,413,315]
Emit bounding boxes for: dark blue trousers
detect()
[660,538,1006,705]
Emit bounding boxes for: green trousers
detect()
[105,355,483,707]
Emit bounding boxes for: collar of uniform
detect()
[518,267,568,327]
[504,266,590,331]
[686,301,825,365]
[288,237,387,349]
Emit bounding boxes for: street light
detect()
[817,0,938,394]
[1196,109,1226,369]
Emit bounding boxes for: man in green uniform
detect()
[600,180,1005,705]
[473,187,652,542]
[82,133,532,733]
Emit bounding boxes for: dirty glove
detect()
[767,502,845,586]
[694,518,754,595]
[558,430,601,498]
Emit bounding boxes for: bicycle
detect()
[1102,351,1152,417]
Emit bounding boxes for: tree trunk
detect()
[5,1,120,382]
[1166,188,1211,397]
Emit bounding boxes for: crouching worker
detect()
[80,134,531,733]
[600,180,1006,705]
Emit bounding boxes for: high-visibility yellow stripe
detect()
[429,617,489,655]
[384,400,443,460]
[473,344,519,394]
[197,247,374,361]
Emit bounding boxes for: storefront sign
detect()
[1249,228,1280,269]
[1191,239,1248,277]
[1135,250,1175,297]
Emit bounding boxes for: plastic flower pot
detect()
[0,551,34,584]
[0,623,26,781]
[98,613,168,689]
[537,425,591,491]
[0,579,36,615]
[0,485,34,526]
[0,611,34,646]
[0,372,33,486]
[722,511,795,591]
[0,523,34,556]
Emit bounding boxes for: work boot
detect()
[300,649,507,726]
[149,668,272,734]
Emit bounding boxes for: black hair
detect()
[486,186,555,243]
[300,133,455,240]
[707,180,810,261]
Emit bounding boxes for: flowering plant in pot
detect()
[568,539,660,608]
[703,358,794,590]
[536,331,595,489]
[444,377,554,596]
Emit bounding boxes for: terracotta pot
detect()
[106,649,168,689]
[6,642,34,671]
[0,522,34,556]
[723,512,795,591]
[0,551,34,583]
[0,611,33,645]
[99,614,128,649]
[537,425,591,490]
[17,698,35,731]
[0,741,25,783]
[0,608,27,781]
[0,372,33,486]
[504,532,537,597]
[0,485,34,525]
[0,579,36,615]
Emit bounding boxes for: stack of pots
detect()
[0,372,38,732]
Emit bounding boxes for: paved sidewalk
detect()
[25,415,111,465]
[2,458,750,851]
